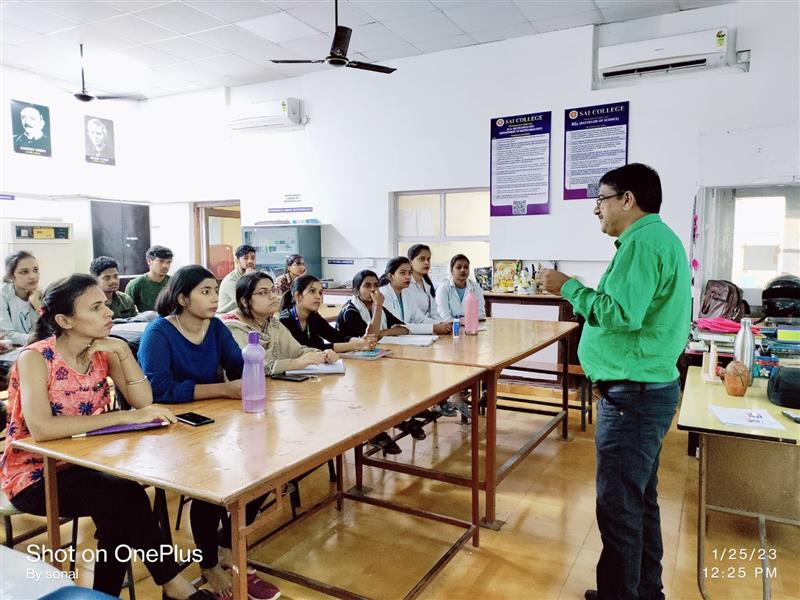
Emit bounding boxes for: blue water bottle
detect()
[453,318,460,338]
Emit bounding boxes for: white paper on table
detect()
[379,335,439,347]
[708,406,785,430]
[286,359,346,375]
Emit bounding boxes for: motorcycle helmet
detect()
[762,274,800,317]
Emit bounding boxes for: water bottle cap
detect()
[248,331,259,344]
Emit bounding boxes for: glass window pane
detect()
[445,191,489,236]
[397,193,440,237]
[398,241,490,287]
[731,196,784,289]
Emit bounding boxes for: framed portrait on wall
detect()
[85,115,115,165]
[10,99,52,157]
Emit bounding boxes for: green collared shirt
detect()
[560,213,691,383]
[108,291,137,319]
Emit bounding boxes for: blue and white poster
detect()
[563,101,629,200]
[490,111,551,216]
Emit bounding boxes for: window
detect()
[396,189,490,283]
[700,186,799,306]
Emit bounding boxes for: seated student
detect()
[138,265,279,600]
[336,269,409,339]
[0,274,212,600]
[378,257,452,337]
[274,254,306,295]
[221,271,332,375]
[125,245,173,312]
[406,244,442,321]
[217,244,256,314]
[1,251,41,346]
[89,255,137,319]
[436,253,487,321]
[279,274,376,354]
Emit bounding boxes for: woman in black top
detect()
[279,274,375,353]
[337,269,409,339]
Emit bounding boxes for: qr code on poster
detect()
[512,200,526,214]
[587,182,599,197]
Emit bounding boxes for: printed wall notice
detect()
[564,101,629,200]
[490,111,551,216]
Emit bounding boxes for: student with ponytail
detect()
[336,270,409,339]
[406,244,442,321]
[138,265,281,599]
[379,257,452,335]
[279,274,375,354]
[0,275,211,599]
[1,250,42,345]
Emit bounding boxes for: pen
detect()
[781,410,800,424]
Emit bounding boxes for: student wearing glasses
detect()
[279,274,376,354]
[221,271,331,375]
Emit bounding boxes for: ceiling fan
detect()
[72,44,144,102]
[270,0,396,74]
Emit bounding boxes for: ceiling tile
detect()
[184,0,280,23]
[268,1,312,10]
[234,44,305,66]
[154,59,210,82]
[443,1,528,32]
[431,1,474,10]
[1,1,79,34]
[136,1,227,34]
[237,11,321,42]
[599,1,679,22]
[268,61,327,76]
[1,21,41,45]
[223,68,288,86]
[190,53,264,77]
[512,0,596,20]
[49,24,137,51]
[382,10,463,43]
[361,43,421,62]
[678,0,730,9]
[287,1,373,33]
[150,36,220,59]
[116,43,183,67]
[95,14,178,43]
[351,0,437,21]
[413,33,475,53]
[34,1,123,23]
[102,1,169,12]
[279,33,333,58]
[533,9,603,33]
[190,26,269,52]
[347,22,407,52]
[469,21,536,44]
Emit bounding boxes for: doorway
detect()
[194,201,241,280]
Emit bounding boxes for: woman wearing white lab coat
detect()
[436,254,487,321]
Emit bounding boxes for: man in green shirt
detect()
[216,244,256,314]
[89,256,137,319]
[125,245,173,312]
[541,163,690,600]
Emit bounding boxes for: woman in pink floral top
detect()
[0,274,214,600]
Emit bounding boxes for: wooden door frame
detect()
[192,201,241,267]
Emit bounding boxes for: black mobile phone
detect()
[271,373,310,382]
[175,412,215,426]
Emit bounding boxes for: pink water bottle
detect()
[464,289,479,335]
[242,331,266,413]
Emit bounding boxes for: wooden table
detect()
[319,303,342,322]
[366,318,578,529]
[677,367,800,600]
[14,359,484,600]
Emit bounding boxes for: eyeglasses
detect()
[595,192,622,209]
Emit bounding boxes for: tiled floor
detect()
[4,405,799,599]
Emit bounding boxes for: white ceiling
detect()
[0,0,732,99]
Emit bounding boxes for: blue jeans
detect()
[594,380,680,600]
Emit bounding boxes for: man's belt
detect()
[596,380,676,394]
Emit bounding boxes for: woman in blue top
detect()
[138,266,279,600]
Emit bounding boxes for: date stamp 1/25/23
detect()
[703,547,779,580]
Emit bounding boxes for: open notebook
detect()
[379,335,439,347]
[286,359,346,376]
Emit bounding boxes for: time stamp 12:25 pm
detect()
[703,547,779,580]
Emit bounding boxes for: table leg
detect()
[470,380,480,547]
[43,457,62,570]
[697,435,711,600]
[561,336,570,439]
[481,371,502,530]
[336,454,344,511]
[230,500,248,600]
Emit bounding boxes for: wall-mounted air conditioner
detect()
[228,98,303,131]
[598,28,730,81]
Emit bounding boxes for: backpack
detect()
[698,280,748,321]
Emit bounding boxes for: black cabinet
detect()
[91,201,150,275]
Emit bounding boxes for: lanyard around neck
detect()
[290,306,311,338]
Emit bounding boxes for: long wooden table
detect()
[677,367,800,600]
[365,318,578,529]
[14,359,484,600]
